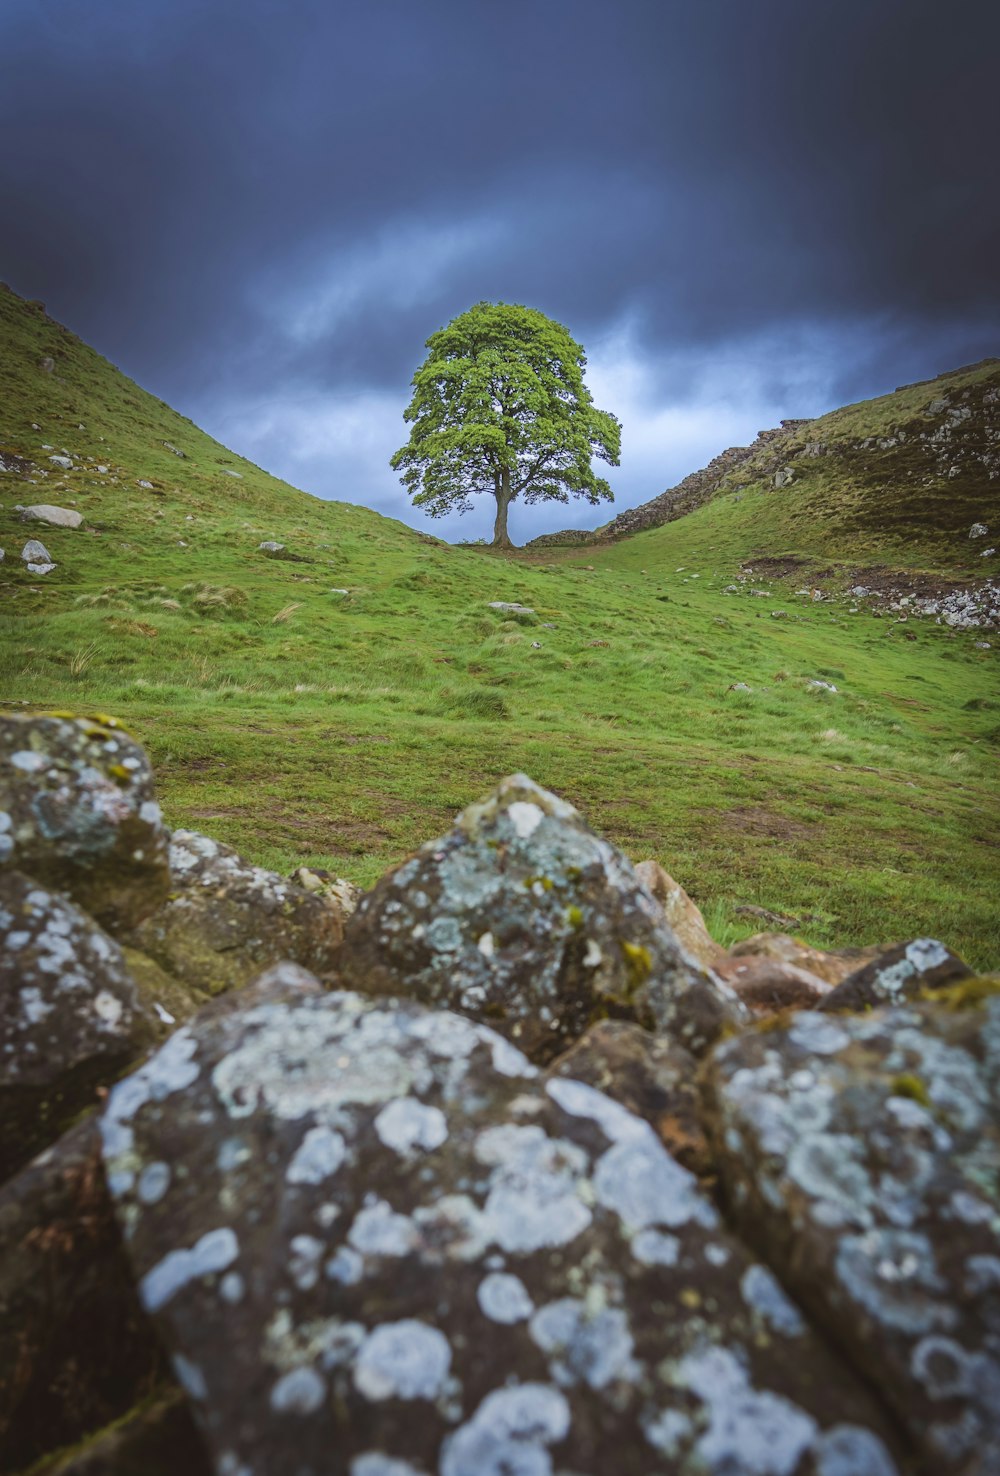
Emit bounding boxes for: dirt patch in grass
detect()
[850,565,974,598]
[722,805,818,843]
[739,556,808,578]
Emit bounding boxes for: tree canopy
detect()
[390,302,621,548]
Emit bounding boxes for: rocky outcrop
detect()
[336,773,743,1061]
[100,983,902,1476]
[3,713,998,1476]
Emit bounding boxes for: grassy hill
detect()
[532,357,1000,579]
[1,284,997,967]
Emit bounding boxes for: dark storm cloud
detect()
[2,0,998,535]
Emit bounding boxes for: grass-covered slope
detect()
[534,358,1000,579]
[1,286,997,967]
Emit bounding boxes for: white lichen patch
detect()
[546,1075,650,1144]
[740,1264,807,1337]
[811,1424,899,1476]
[529,1296,636,1389]
[477,1271,535,1323]
[270,1364,327,1415]
[441,1382,570,1476]
[374,1097,448,1155]
[594,1137,717,1230]
[140,1226,239,1312]
[677,1345,818,1476]
[348,1199,419,1257]
[476,1123,593,1253]
[632,1228,681,1266]
[287,1125,347,1184]
[353,1319,451,1402]
[507,800,545,839]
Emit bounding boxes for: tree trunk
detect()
[492,464,514,549]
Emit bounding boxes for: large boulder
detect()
[0,871,158,1180]
[0,713,171,932]
[0,1119,168,1470]
[20,504,84,529]
[337,774,743,1061]
[126,829,347,996]
[702,990,1000,1471]
[100,983,902,1476]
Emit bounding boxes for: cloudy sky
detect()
[3,0,998,542]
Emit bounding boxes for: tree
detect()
[391,302,621,549]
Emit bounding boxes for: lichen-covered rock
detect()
[0,871,158,1180]
[337,774,744,1062]
[100,986,902,1476]
[289,864,364,918]
[819,938,973,1013]
[703,993,1000,1471]
[633,859,724,968]
[0,713,170,932]
[712,955,832,1015]
[125,829,346,996]
[0,1119,167,1470]
[547,1020,712,1179]
[726,932,884,987]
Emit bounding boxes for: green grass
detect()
[2,285,998,968]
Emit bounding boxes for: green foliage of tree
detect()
[391,301,621,548]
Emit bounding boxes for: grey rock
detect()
[21,503,83,528]
[488,601,535,614]
[970,522,989,538]
[47,454,72,470]
[0,871,158,1180]
[289,865,363,917]
[0,712,171,932]
[703,992,1000,1471]
[26,562,56,575]
[258,540,286,553]
[820,938,972,1013]
[100,987,902,1475]
[773,466,795,488]
[22,537,53,563]
[220,468,243,478]
[337,774,744,1062]
[137,480,154,489]
[162,442,187,458]
[126,829,346,996]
